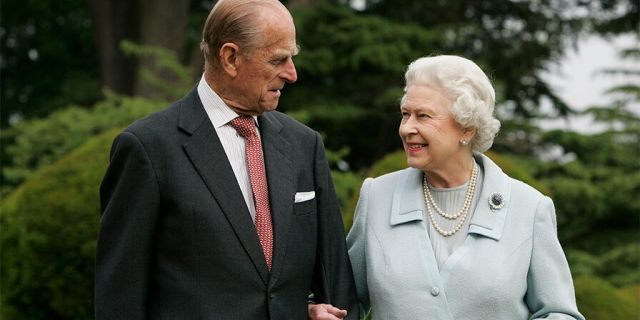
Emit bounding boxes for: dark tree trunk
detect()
[136,0,191,99]
[86,0,190,98]
[86,0,138,95]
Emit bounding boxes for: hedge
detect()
[1,128,120,319]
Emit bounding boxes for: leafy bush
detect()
[1,129,120,319]
[574,276,639,319]
[567,240,640,287]
[337,150,407,230]
[1,95,164,196]
[331,170,364,231]
[367,149,406,179]
[486,152,550,195]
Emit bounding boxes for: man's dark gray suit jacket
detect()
[96,88,359,319]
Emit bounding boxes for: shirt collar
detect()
[197,74,258,128]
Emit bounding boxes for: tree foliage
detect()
[587,0,639,35]
[283,3,444,168]
[86,0,195,99]
[1,41,194,197]
[348,0,587,118]
[533,46,639,288]
[0,0,100,126]
[1,94,165,196]
[282,1,595,170]
[0,0,207,128]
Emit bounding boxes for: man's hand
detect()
[308,303,348,320]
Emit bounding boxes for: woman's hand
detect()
[308,303,348,320]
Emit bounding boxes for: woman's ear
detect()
[462,127,477,142]
[219,43,241,77]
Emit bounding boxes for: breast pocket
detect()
[293,199,317,216]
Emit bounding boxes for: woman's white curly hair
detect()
[403,55,501,152]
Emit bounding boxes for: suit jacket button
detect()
[269,293,275,299]
[430,286,440,296]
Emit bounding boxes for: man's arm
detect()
[309,132,360,320]
[95,131,160,320]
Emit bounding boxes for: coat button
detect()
[269,293,275,299]
[430,286,440,296]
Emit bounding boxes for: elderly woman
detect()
[309,55,584,320]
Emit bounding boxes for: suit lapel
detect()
[258,113,294,284]
[178,89,270,284]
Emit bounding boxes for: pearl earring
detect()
[460,139,469,146]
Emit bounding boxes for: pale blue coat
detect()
[347,153,584,320]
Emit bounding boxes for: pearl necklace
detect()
[423,161,478,237]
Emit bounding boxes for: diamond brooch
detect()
[489,192,505,211]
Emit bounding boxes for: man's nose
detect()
[281,59,297,83]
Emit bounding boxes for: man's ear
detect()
[219,43,241,77]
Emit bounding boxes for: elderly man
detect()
[95,0,358,319]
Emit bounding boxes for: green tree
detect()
[282,1,601,170]
[589,0,639,36]
[0,0,208,128]
[535,46,639,288]
[347,0,587,118]
[86,0,197,100]
[1,41,193,196]
[0,0,100,126]
[284,3,444,169]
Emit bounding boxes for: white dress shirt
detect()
[197,75,259,221]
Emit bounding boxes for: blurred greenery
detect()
[120,40,195,100]
[1,129,120,319]
[1,94,165,196]
[574,276,639,319]
[0,0,100,126]
[1,0,638,318]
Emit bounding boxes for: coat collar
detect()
[390,167,425,226]
[177,87,209,135]
[389,153,511,241]
[467,153,511,240]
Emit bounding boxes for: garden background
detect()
[1,0,638,318]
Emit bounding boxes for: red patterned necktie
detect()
[230,116,274,270]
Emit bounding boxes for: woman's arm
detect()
[526,196,585,320]
[346,178,373,316]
